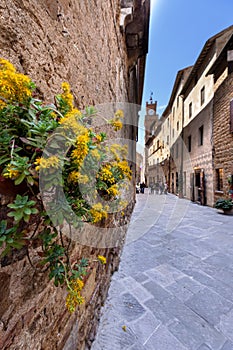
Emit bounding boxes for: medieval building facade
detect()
[145,25,233,206]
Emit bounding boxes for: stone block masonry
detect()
[0,0,149,349]
[0,0,128,107]
[213,72,233,201]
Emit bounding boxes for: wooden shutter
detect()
[230,99,233,132]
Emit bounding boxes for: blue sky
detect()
[142,0,233,114]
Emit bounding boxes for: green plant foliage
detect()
[214,198,233,210]
[7,195,38,223]
[0,58,131,312]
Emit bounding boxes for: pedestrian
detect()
[159,182,163,194]
[164,182,168,194]
[140,182,145,194]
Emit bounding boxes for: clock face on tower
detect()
[148,108,154,115]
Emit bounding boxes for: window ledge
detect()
[215,191,224,194]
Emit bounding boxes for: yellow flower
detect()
[61,82,74,111]
[106,184,119,197]
[90,203,108,223]
[99,165,115,184]
[3,164,20,179]
[97,255,106,264]
[66,278,85,313]
[71,132,90,168]
[0,58,33,108]
[113,160,132,180]
[95,135,102,143]
[34,156,60,171]
[68,171,89,184]
[90,148,101,161]
[109,119,123,131]
[115,109,124,118]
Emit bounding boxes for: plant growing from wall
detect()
[0,58,131,312]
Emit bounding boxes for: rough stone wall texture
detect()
[213,71,233,201]
[0,1,136,349]
[183,101,214,206]
[0,0,128,107]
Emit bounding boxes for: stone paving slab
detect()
[91,193,233,350]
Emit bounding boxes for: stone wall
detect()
[0,0,149,349]
[0,0,128,107]
[213,71,233,200]
[183,101,214,206]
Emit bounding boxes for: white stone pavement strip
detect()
[91,194,233,350]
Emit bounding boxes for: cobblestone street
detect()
[92,191,233,350]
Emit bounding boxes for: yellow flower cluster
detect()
[0,58,32,109]
[90,203,108,223]
[99,164,115,184]
[94,134,102,143]
[68,171,89,184]
[34,156,60,171]
[109,119,123,131]
[114,160,132,180]
[90,148,101,161]
[109,109,124,131]
[59,112,84,134]
[106,184,119,197]
[71,132,90,168]
[66,278,85,313]
[115,109,124,118]
[97,255,106,264]
[3,164,20,179]
[61,82,74,111]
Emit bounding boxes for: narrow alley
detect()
[92,192,233,350]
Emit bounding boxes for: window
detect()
[216,168,223,191]
[188,135,191,152]
[199,125,204,146]
[167,118,170,126]
[200,86,205,106]
[189,102,192,118]
[177,96,179,108]
[157,140,159,149]
[167,135,169,145]
[176,143,179,158]
[173,107,175,119]
[157,158,159,164]
[177,121,179,131]
[172,128,174,138]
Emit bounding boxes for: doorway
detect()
[191,169,206,205]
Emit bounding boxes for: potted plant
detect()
[214,198,233,215]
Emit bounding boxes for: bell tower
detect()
[144,92,158,143]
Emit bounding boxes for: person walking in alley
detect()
[140,182,145,194]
